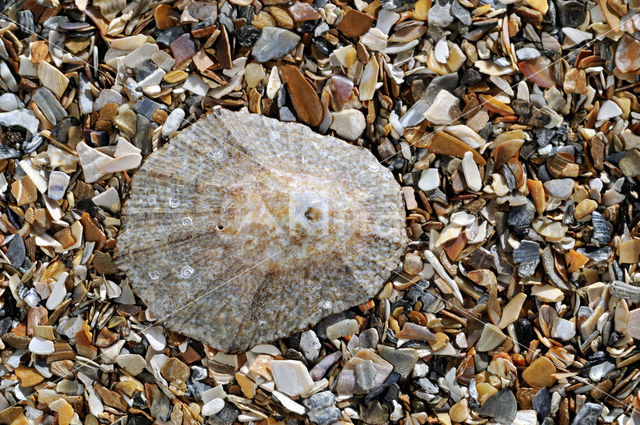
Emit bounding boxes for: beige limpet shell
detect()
[115,108,407,353]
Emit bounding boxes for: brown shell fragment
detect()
[427,131,486,165]
[279,63,324,127]
[115,109,407,352]
[615,35,640,73]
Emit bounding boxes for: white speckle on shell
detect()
[115,108,407,353]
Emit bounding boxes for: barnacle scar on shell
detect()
[115,108,408,353]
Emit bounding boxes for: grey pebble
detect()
[7,235,26,268]
[508,200,536,227]
[355,359,377,391]
[571,402,602,425]
[543,178,574,198]
[359,328,379,349]
[532,387,551,420]
[428,0,454,27]
[252,27,300,63]
[478,389,517,423]
[299,330,321,362]
[591,212,612,246]
[513,240,541,264]
[377,345,418,379]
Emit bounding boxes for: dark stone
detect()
[7,235,26,268]
[17,10,36,35]
[460,68,482,85]
[464,246,496,270]
[134,59,158,82]
[581,351,608,372]
[450,0,471,25]
[156,26,185,48]
[432,356,448,377]
[192,17,216,34]
[557,0,586,27]
[577,246,612,262]
[236,25,261,48]
[406,280,430,303]
[284,348,305,361]
[512,99,551,127]
[478,389,517,423]
[508,200,536,227]
[6,206,20,229]
[514,240,541,277]
[391,157,405,170]
[364,372,400,403]
[190,365,207,382]
[383,383,400,404]
[592,212,612,246]
[127,415,152,425]
[188,381,210,401]
[57,21,93,32]
[218,14,235,35]
[300,20,319,34]
[535,128,558,146]
[411,399,426,412]
[237,6,255,22]
[209,404,239,425]
[502,165,517,191]
[134,98,165,121]
[134,114,152,156]
[513,240,541,263]
[532,388,551,420]
[570,402,602,425]
[313,37,333,57]
[52,117,75,143]
[474,352,489,372]
[515,318,535,347]
[84,129,109,147]
[0,317,13,335]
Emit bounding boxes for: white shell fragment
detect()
[116,108,407,352]
[48,171,70,201]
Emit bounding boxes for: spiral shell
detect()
[115,108,407,352]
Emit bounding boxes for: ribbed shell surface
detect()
[115,108,407,353]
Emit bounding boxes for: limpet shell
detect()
[116,108,407,352]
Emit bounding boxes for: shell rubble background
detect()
[0,0,639,424]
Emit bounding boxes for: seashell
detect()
[115,108,407,352]
[513,240,540,264]
[591,211,612,247]
[94,0,126,21]
[610,281,640,304]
